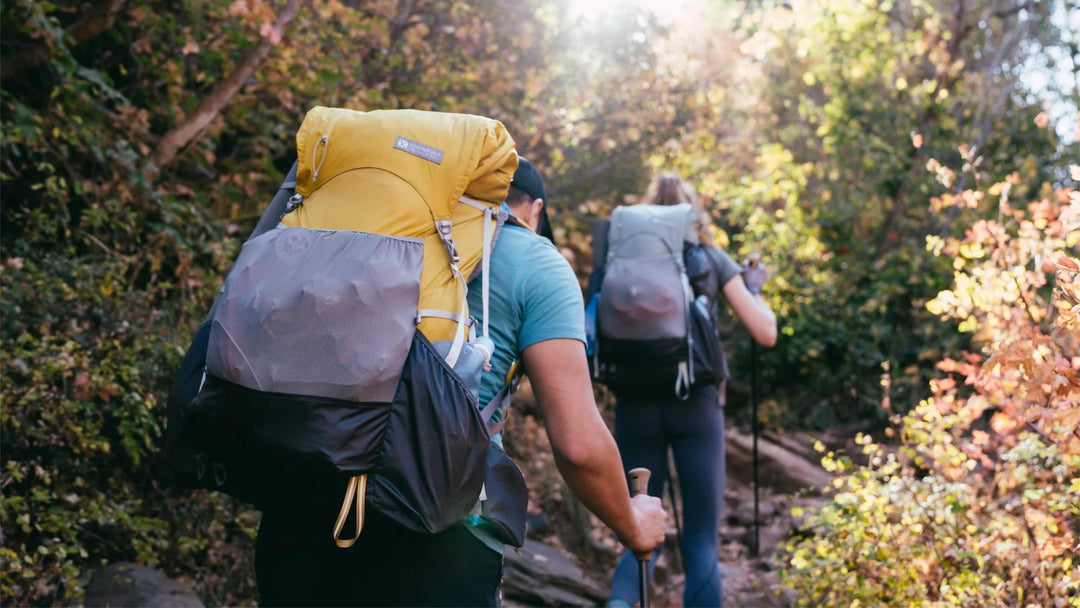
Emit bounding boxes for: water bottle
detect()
[584,293,599,356]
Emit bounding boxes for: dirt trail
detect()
[503,423,835,607]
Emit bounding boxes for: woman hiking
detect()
[605,173,777,607]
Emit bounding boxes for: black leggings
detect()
[608,385,725,607]
[256,508,504,607]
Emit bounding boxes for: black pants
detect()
[609,385,725,607]
[256,508,504,607]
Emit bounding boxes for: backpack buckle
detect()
[284,193,305,213]
[435,220,460,264]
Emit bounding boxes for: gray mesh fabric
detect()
[605,203,695,259]
[599,257,687,340]
[207,226,423,403]
[598,203,696,340]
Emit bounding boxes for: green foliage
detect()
[779,170,1080,606]
[648,0,1069,428]
[782,433,1079,606]
[0,0,1075,604]
[0,253,257,606]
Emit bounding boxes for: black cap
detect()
[511,157,554,243]
[511,157,547,203]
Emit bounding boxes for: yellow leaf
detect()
[958,316,978,332]
[958,242,985,259]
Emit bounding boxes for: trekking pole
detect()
[629,467,652,608]
[747,254,761,558]
[666,457,683,573]
[751,338,760,558]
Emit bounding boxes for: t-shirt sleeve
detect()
[515,240,586,351]
[708,247,743,289]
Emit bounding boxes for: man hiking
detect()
[253,154,667,607]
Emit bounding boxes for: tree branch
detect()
[148,0,308,172]
[992,0,1038,20]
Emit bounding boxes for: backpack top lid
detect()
[607,202,699,260]
[282,107,518,344]
[293,107,516,217]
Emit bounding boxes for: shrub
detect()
[779,167,1080,607]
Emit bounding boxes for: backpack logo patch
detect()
[394,136,444,165]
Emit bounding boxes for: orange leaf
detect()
[260,22,282,44]
[972,430,989,446]
[1054,408,1080,434]
[990,412,1018,435]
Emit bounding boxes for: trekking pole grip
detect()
[628,467,652,561]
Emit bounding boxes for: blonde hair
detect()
[642,173,714,244]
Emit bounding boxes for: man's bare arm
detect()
[521,338,666,554]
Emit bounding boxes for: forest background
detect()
[1,0,1078,605]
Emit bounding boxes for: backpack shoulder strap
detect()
[206,162,300,322]
[584,217,611,302]
[470,212,532,436]
[248,161,299,241]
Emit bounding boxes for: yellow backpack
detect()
[285,106,516,353]
[170,107,521,546]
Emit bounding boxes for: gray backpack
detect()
[593,203,701,398]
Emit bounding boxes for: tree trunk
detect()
[148,0,307,172]
[725,425,832,494]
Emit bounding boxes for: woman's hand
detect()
[741,257,769,295]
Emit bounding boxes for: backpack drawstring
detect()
[311,135,328,183]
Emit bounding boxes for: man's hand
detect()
[624,493,666,554]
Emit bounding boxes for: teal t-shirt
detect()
[462,223,586,552]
